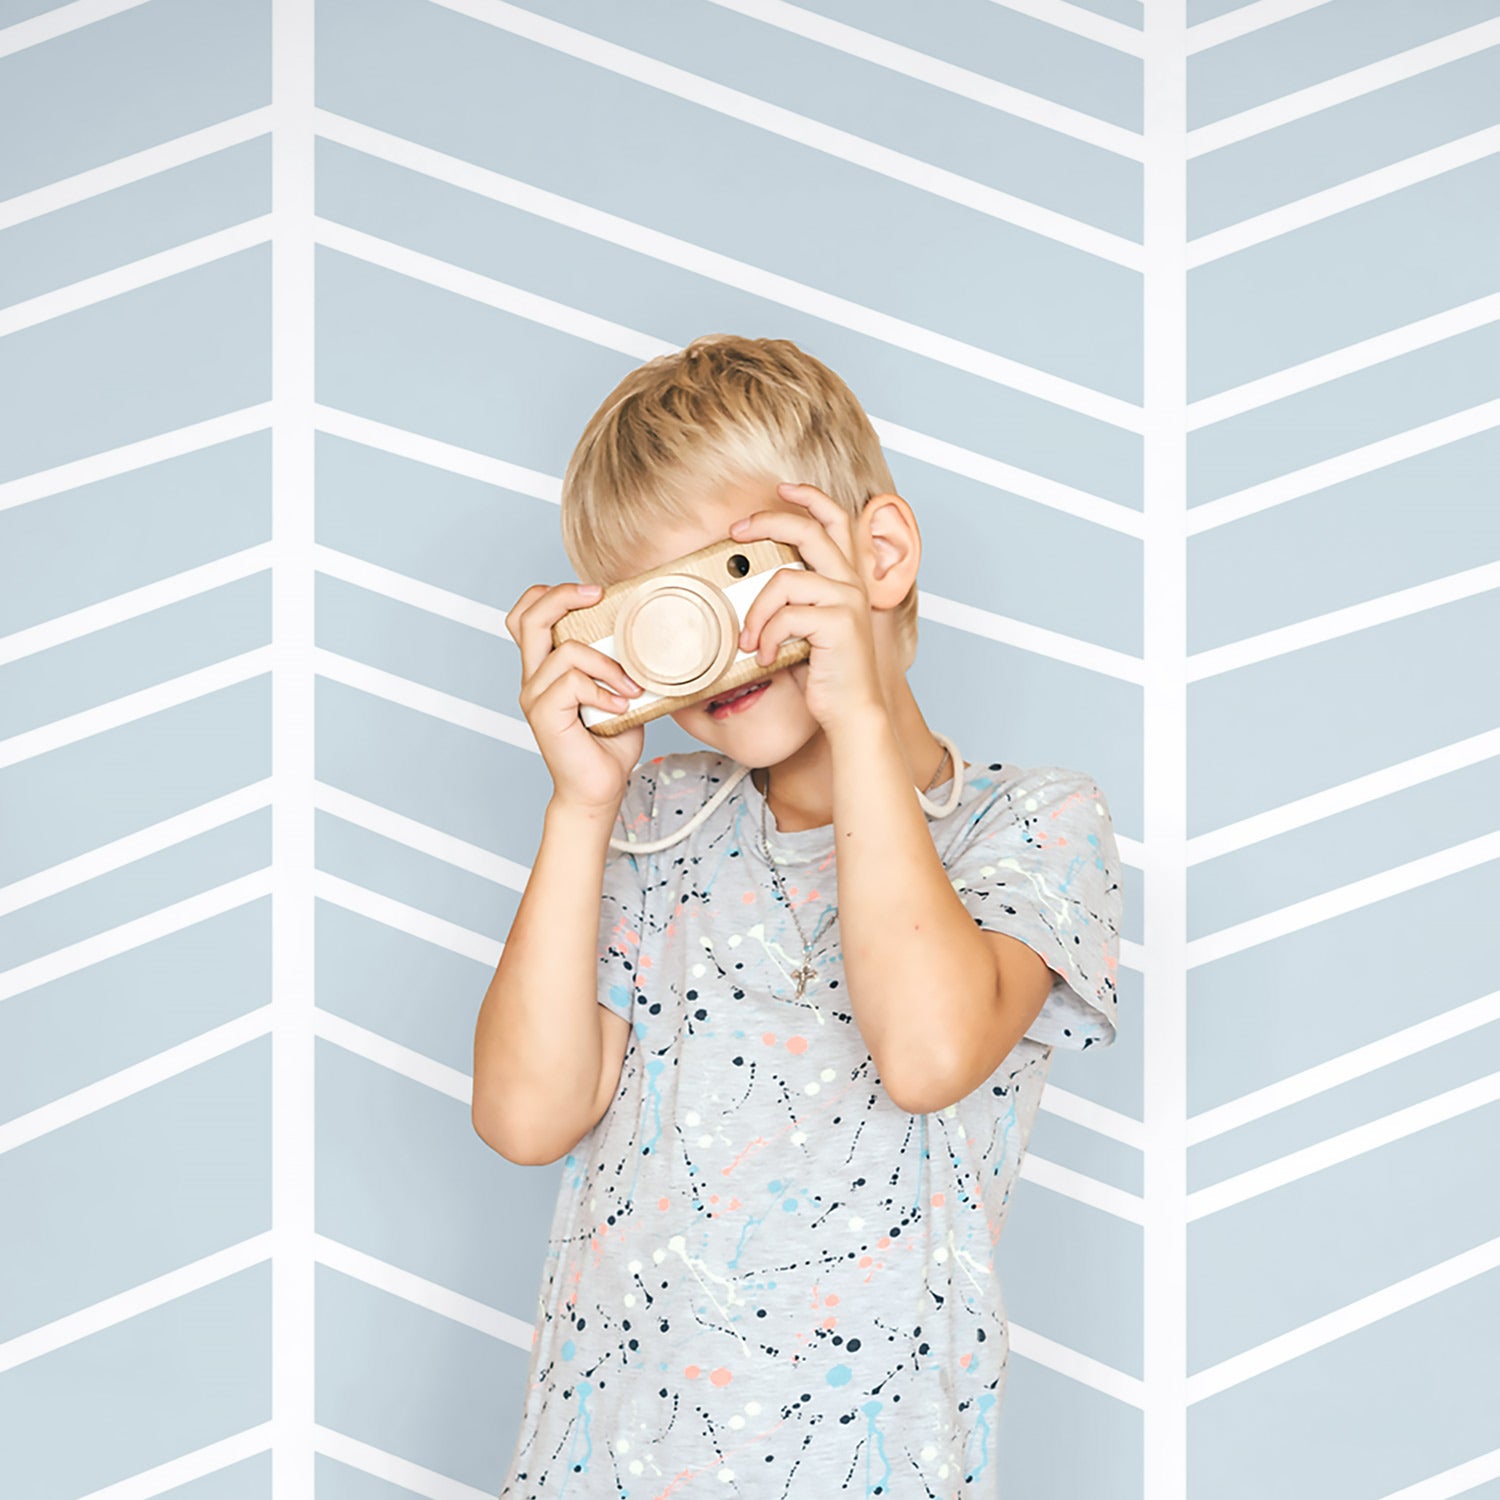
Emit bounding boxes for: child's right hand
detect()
[507,581,647,816]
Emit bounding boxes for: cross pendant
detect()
[791,962,816,999]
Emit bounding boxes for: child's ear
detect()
[858,493,920,610]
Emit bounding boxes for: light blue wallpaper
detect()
[1,1,1496,1496]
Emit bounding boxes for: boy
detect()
[473,335,1123,1497]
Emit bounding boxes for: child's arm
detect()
[834,718,1119,1112]
[471,579,648,1164]
[471,797,624,1165]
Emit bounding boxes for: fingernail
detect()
[580,582,602,595]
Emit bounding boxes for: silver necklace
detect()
[756,741,954,1001]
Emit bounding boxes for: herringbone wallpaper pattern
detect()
[2,1,1497,1497]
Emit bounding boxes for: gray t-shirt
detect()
[501,748,1122,1497]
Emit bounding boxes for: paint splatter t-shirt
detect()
[500,749,1122,1498]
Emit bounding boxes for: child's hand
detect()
[506,581,646,815]
[728,482,889,735]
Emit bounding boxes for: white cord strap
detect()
[606,733,966,855]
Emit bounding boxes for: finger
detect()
[535,664,636,722]
[751,602,824,665]
[737,564,842,654]
[735,566,782,656]
[774,483,857,560]
[514,581,608,682]
[750,588,860,664]
[504,583,550,645]
[523,637,643,709]
[730,507,857,583]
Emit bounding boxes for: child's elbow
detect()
[472,1099,595,1165]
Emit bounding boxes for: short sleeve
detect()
[944,768,1123,1051]
[596,762,659,1020]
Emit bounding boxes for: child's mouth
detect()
[706,677,772,719]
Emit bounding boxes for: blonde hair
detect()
[559,333,919,665]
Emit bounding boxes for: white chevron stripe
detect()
[1186,0,1336,53]
[1187,397,1500,531]
[0,545,272,667]
[316,1234,532,1345]
[706,0,1144,148]
[318,395,1142,537]
[1188,828,1500,968]
[0,397,1130,554]
[867,414,1144,527]
[317,217,654,358]
[316,200,1145,431]
[313,1004,477,1102]
[314,871,503,971]
[317,112,1146,431]
[0,1230,272,1372]
[1187,729,1500,864]
[313,1430,496,1500]
[1189,123,1500,264]
[0,1006,272,1151]
[1189,291,1500,429]
[0,109,270,231]
[915,587,1145,682]
[315,780,531,891]
[429,0,1144,267]
[0,217,270,334]
[0,405,272,515]
[314,647,537,754]
[0,780,272,915]
[0,218,271,336]
[1021,1151,1145,1223]
[0,646,271,768]
[1187,560,1500,681]
[0,180,1131,453]
[72,1428,275,1500]
[1186,1234,1500,1403]
[1033,1081,1145,1149]
[1189,990,1500,1145]
[1188,17,1500,156]
[313,545,515,638]
[0,0,150,59]
[1188,1072,1500,1219]
[316,403,558,503]
[1007,1322,1146,1407]
[1379,1445,1500,1500]
[986,0,1145,57]
[0,873,270,1003]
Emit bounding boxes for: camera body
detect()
[551,536,813,735]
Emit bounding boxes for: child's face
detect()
[613,476,824,763]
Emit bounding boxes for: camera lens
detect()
[726,553,751,578]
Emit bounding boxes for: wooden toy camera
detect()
[551,536,814,735]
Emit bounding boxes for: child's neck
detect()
[757,684,951,833]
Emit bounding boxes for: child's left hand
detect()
[729,481,889,735]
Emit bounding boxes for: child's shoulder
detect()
[961,759,1102,804]
[944,760,1110,846]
